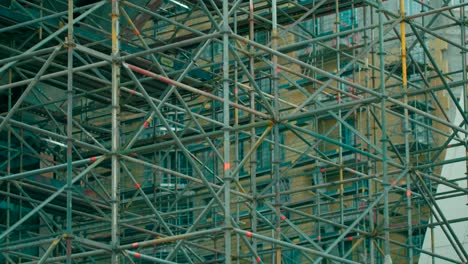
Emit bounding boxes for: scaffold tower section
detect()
[0,0,467,263]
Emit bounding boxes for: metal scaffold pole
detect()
[378,1,391,262]
[65,0,74,262]
[111,0,121,262]
[271,0,282,263]
[222,0,232,262]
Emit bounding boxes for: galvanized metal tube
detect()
[222,0,232,262]
[379,1,391,262]
[400,1,413,263]
[65,1,74,262]
[110,0,121,262]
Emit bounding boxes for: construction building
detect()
[0,0,467,263]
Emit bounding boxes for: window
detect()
[256,72,271,93]
[316,9,355,36]
[198,150,215,182]
[316,14,335,36]
[256,184,274,226]
[201,41,222,61]
[256,179,289,203]
[339,240,353,260]
[256,131,285,170]
[318,116,355,150]
[410,113,433,145]
[294,19,315,57]
[256,179,290,226]
[341,118,356,147]
[339,9,353,29]
[239,140,245,161]
[161,152,190,189]
[280,178,290,205]
[202,197,216,223]
[257,136,271,170]
[238,140,248,177]
[255,30,269,45]
[283,249,301,264]
[294,9,357,56]
[410,231,426,256]
[295,19,315,40]
[153,20,170,37]
[166,111,185,130]
[254,73,272,113]
[391,101,434,147]
[143,164,153,186]
[403,0,421,15]
[160,196,193,233]
[178,153,192,176]
[411,43,425,65]
[257,242,264,251]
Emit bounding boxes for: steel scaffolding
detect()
[0,0,467,263]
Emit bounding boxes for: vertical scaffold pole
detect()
[222,0,232,263]
[249,1,258,262]
[111,0,121,263]
[271,0,282,263]
[378,1,392,263]
[400,0,413,263]
[66,0,74,263]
